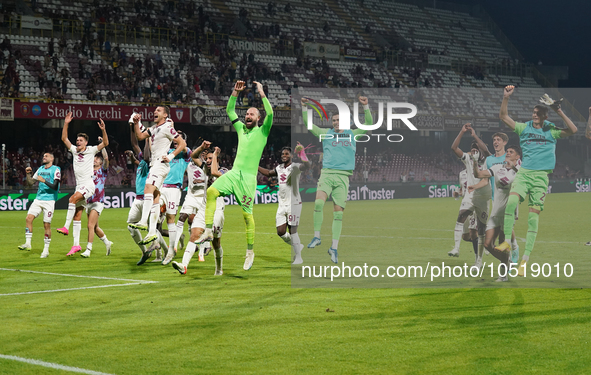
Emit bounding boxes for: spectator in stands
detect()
[408,169,415,181]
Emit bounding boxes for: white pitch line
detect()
[0,268,156,283]
[0,353,115,375]
[0,282,156,296]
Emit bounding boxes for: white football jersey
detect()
[276,163,294,206]
[488,160,521,214]
[141,119,178,167]
[460,153,491,198]
[186,161,208,199]
[459,169,468,197]
[69,145,98,184]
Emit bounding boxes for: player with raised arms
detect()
[160,130,191,265]
[195,80,273,271]
[449,123,491,270]
[172,143,230,275]
[302,95,373,264]
[80,145,113,258]
[56,112,109,257]
[129,106,187,246]
[19,153,61,258]
[125,117,157,265]
[495,86,577,275]
[469,145,522,281]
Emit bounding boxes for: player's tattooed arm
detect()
[61,111,73,149]
[97,118,109,151]
[210,147,223,177]
[467,124,491,157]
[190,140,212,167]
[99,142,109,169]
[133,113,150,141]
[129,120,142,156]
[258,165,277,177]
[586,107,591,140]
[451,123,469,158]
[125,150,139,166]
[499,85,516,130]
[471,157,491,179]
[467,177,489,193]
[25,167,35,186]
[163,135,186,162]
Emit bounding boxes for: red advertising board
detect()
[14,102,191,123]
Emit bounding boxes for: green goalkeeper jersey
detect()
[227,95,274,175]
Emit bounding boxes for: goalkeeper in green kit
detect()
[196,80,273,270]
[302,95,373,264]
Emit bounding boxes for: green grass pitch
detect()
[1,193,590,374]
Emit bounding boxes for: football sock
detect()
[73,221,81,246]
[99,234,109,244]
[139,193,153,225]
[148,203,158,236]
[503,194,519,237]
[332,211,343,246]
[243,211,255,250]
[168,225,177,251]
[43,236,51,251]
[64,203,76,229]
[524,211,539,258]
[472,238,478,255]
[174,221,185,250]
[453,221,463,250]
[25,232,32,246]
[182,242,197,266]
[477,235,484,259]
[280,232,291,245]
[205,187,220,226]
[313,199,325,234]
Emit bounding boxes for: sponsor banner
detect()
[0,186,279,211]
[21,15,53,30]
[415,115,444,130]
[296,180,585,203]
[0,98,14,121]
[3,180,587,211]
[14,102,190,123]
[303,42,340,59]
[343,47,377,61]
[191,106,291,126]
[428,54,453,66]
[228,37,271,53]
[444,117,462,130]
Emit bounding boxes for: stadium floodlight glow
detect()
[305,99,418,131]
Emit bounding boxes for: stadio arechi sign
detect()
[14,103,191,123]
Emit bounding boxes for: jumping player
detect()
[80,146,113,258]
[129,108,187,246]
[495,86,577,275]
[470,145,522,281]
[57,112,109,257]
[302,95,373,264]
[449,123,491,271]
[195,80,273,271]
[172,146,226,275]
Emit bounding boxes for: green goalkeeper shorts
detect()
[317,169,351,209]
[211,169,257,214]
[510,169,549,211]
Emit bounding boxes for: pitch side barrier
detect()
[2,179,590,211]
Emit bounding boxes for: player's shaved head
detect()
[245,107,260,129]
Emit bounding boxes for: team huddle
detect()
[18,85,579,278]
